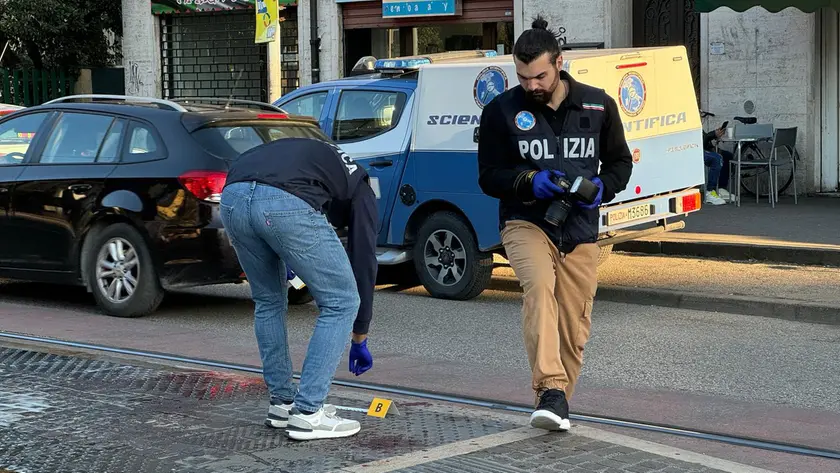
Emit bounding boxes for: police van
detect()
[275,46,706,301]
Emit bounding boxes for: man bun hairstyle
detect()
[531,17,549,30]
[513,15,562,65]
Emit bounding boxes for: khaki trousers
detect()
[500,220,599,403]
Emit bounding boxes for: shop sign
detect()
[152,0,295,15]
[255,0,279,43]
[152,0,254,14]
[382,0,456,18]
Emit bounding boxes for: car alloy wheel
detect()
[96,237,140,304]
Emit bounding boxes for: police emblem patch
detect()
[619,72,646,117]
[515,111,536,131]
[474,66,508,109]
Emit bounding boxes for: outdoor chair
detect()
[735,126,798,208]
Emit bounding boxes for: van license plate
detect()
[606,204,651,226]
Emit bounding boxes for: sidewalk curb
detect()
[613,240,840,267]
[596,285,840,326]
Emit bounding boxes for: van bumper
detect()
[597,186,703,243]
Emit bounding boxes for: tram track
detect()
[2,330,839,461]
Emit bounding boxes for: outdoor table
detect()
[716,130,773,208]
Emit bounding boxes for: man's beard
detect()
[525,70,560,104]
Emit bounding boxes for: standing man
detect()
[477,17,633,431]
[221,136,377,441]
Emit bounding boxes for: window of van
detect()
[282,92,328,120]
[333,90,406,142]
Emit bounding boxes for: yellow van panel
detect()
[561,46,700,141]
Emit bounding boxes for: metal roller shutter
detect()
[280,15,300,95]
[160,11,269,102]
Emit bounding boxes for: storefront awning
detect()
[695,0,840,13]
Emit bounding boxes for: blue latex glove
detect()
[578,177,604,210]
[532,170,566,200]
[286,267,295,280]
[349,339,373,376]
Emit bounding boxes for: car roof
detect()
[17,95,321,131]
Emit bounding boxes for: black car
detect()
[0,94,330,316]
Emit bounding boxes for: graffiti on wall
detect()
[557,26,567,46]
[127,62,143,96]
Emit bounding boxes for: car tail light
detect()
[671,191,701,214]
[179,170,226,202]
[257,113,289,119]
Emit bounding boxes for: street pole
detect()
[309,0,321,84]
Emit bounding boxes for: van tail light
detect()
[179,170,227,202]
[670,190,702,214]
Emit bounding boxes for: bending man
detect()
[221,135,377,441]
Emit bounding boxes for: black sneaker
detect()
[529,389,570,431]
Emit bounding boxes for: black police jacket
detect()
[225,138,378,335]
[477,70,633,253]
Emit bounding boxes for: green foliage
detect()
[0,0,122,71]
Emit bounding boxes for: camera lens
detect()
[545,199,572,226]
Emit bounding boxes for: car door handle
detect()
[369,159,393,167]
[69,184,92,193]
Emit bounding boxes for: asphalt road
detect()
[0,261,838,472]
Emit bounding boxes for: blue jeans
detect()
[219,181,360,412]
[704,150,723,190]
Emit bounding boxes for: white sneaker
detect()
[286,406,361,440]
[717,189,731,199]
[704,191,726,206]
[266,401,336,428]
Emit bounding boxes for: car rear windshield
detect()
[191,122,330,160]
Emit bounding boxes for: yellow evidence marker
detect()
[367,397,400,418]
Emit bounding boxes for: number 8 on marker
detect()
[367,397,392,417]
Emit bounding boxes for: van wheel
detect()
[288,286,314,305]
[413,211,493,300]
[84,223,164,317]
[597,244,613,266]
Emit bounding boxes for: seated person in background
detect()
[703,124,734,204]
[703,151,726,206]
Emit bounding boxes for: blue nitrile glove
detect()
[349,339,373,376]
[286,267,295,280]
[578,177,604,210]
[532,170,566,200]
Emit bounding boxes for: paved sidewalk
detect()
[0,344,775,473]
[614,196,840,266]
[492,252,840,325]
[595,254,840,325]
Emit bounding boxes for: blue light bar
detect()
[373,58,432,70]
[373,50,500,71]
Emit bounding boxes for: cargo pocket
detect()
[575,299,593,350]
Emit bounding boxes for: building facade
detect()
[121,0,839,195]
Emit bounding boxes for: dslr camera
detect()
[544,173,601,226]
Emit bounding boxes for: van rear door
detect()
[599,48,705,203]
